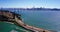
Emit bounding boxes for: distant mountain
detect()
[0,8,60,11]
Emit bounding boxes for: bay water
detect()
[3,10,60,32]
[14,10,60,32]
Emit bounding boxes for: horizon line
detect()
[0,7,60,9]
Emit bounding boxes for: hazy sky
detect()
[0,0,60,8]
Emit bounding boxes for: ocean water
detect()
[0,10,60,32]
[14,10,60,32]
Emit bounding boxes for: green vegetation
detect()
[0,21,31,32]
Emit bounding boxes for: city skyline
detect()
[0,0,60,8]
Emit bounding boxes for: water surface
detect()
[16,10,60,31]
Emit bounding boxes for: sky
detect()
[0,0,60,8]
